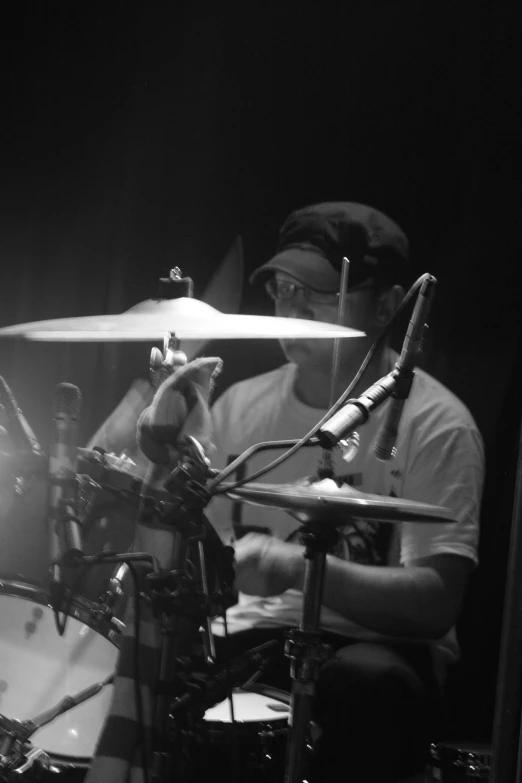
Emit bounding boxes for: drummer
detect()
[204,202,484,782]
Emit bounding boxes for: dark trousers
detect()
[214,627,444,783]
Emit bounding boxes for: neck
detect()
[292,346,392,409]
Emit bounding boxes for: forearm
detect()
[295,555,453,639]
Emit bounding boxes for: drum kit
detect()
[0,269,460,782]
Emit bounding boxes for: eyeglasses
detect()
[264,277,375,305]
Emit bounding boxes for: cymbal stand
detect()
[150,266,193,388]
[284,522,340,783]
[318,256,352,479]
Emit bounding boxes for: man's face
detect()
[271,271,380,370]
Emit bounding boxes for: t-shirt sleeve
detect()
[400,421,484,566]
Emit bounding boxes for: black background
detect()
[0,1,519,742]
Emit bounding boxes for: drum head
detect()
[204,686,290,724]
[0,579,118,760]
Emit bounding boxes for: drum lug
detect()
[10,745,51,775]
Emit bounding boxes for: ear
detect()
[374,285,405,326]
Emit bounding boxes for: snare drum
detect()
[426,741,492,781]
[0,577,120,780]
[185,686,291,782]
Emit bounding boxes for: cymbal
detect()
[0,298,364,342]
[219,480,455,526]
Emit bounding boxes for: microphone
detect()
[48,383,83,612]
[317,274,437,452]
[96,562,128,611]
[374,274,437,460]
[317,372,398,449]
[0,376,46,479]
[170,640,279,715]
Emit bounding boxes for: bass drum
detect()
[426,741,492,781]
[0,577,121,781]
[185,685,292,783]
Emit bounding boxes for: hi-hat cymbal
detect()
[0,298,364,342]
[218,480,455,526]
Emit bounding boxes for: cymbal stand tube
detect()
[319,256,350,479]
[150,332,188,389]
[284,525,339,783]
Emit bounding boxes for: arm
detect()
[234,535,474,639]
[319,408,484,638]
[315,552,474,639]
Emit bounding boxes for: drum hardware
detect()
[1,744,51,779]
[0,578,127,780]
[1,270,445,780]
[426,741,492,781]
[0,675,115,779]
[168,641,279,719]
[76,447,173,508]
[164,644,281,781]
[76,431,418,783]
[173,685,291,783]
[205,348,453,783]
[94,562,128,630]
[49,548,155,646]
[320,255,352,481]
[282,523,340,783]
[150,268,192,390]
[136,442,236,783]
[0,375,47,497]
[213,474,453,783]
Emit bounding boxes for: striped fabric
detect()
[85,470,173,783]
[86,378,155,473]
[85,359,223,783]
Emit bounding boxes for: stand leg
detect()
[284,529,337,783]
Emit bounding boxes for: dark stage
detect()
[0,1,519,776]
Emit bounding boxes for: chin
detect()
[280,339,333,366]
[280,339,312,362]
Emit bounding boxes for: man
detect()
[205,202,484,781]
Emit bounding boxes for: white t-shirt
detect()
[206,357,484,669]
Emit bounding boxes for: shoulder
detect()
[407,367,482,442]
[399,367,485,491]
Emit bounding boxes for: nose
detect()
[289,303,315,320]
[276,291,315,321]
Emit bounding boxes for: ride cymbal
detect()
[0,298,364,342]
[218,479,455,526]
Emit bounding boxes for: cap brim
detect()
[249,248,341,293]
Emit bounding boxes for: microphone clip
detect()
[390,364,415,401]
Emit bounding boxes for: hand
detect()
[233,533,304,597]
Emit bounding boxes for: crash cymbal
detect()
[219,480,455,526]
[0,298,364,342]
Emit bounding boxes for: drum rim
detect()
[0,576,120,644]
[430,740,492,766]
